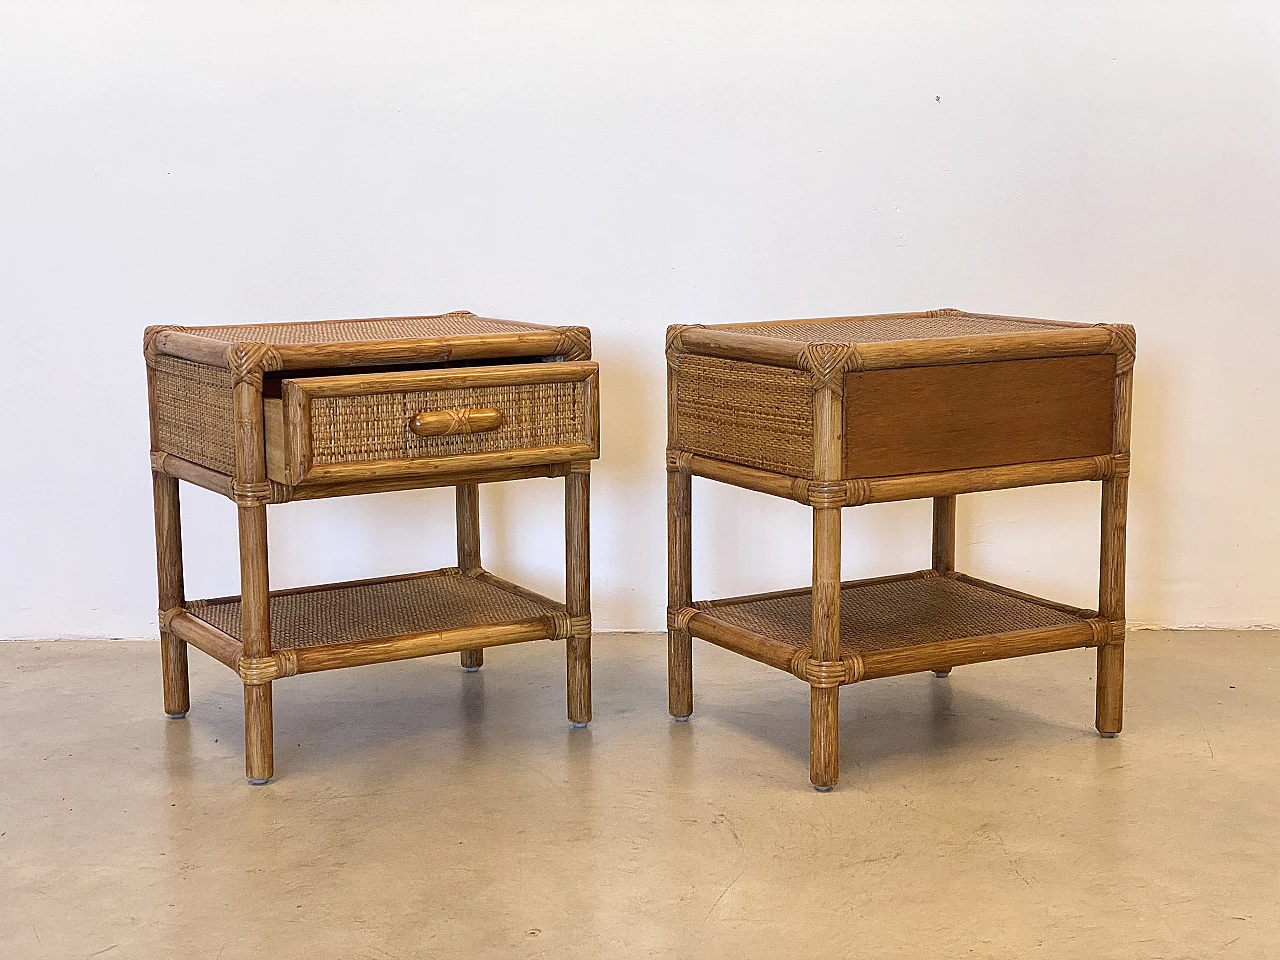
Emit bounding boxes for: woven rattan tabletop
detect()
[716,308,1086,345]
[145,310,592,370]
[177,310,547,345]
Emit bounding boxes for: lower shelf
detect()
[170,567,569,677]
[687,570,1113,683]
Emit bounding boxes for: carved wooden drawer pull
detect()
[409,408,505,437]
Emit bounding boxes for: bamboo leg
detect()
[1096,476,1128,736]
[244,682,274,781]
[153,472,190,717]
[668,467,693,719]
[234,373,274,784]
[932,495,956,677]
[566,469,592,726]
[932,495,956,574]
[810,505,842,790]
[456,483,484,671]
[239,503,274,783]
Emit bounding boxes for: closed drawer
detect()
[265,361,599,486]
[843,355,1116,478]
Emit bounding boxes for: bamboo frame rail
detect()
[668,449,1130,506]
[666,308,1135,790]
[145,312,599,784]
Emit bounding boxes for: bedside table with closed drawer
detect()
[665,308,1136,790]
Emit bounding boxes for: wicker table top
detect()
[175,311,547,345]
[145,310,591,370]
[714,308,1087,345]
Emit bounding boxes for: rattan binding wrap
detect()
[187,569,563,649]
[674,354,814,476]
[308,381,589,466]
[696,574,1085,656]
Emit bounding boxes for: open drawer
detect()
[264,361,599,486]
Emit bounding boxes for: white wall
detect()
[2,2,1277,638]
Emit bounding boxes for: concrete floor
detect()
[0,633,1276,959]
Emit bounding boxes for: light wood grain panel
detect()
[844,355,1116,478]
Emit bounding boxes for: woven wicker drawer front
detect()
[311,381,586,464]
[266,362,598,486]
[675,354,814,477]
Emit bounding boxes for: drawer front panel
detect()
[268,362,598,485]
[843,355,1116,478]
[310,381,586,465]
[675,354,814,477]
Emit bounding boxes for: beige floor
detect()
[0,633,1276,959]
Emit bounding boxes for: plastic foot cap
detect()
[571,721,589,728]
[933,670,951,678]
[813,784,834,793]
[247,778,271,786]
[673,715,691,722]
[463,666,480,673]
[1099,731,1119,738]
[166,712,188,719]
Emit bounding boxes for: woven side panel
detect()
[700,576,1082,654]
[187,313,534,345]
[676,355,813,477]
[738,315,1058,344]
[189,570,558,649]
[309,381,588,465]
[151,356,236,474]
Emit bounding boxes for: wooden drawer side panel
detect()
[675,355,814,478]
[151,355,236,474]
[843,355,1116,478]
[308,381,590,466]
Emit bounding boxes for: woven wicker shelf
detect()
[192,567,564,649]
[168,568,572,681]
[687,571,1109,684]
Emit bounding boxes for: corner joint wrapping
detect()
[232,481,272,508]
[790,650,864,687]
[1101,324,1137,374]
[555,326,592,361]
[665,324,703,370]
[1087,618,1125,646]
[799,342,865,388]
[226,342,283,387]
[550,612,591,640]
[665,449,692,473]
[238,651,298,685]
[666,607,697,633]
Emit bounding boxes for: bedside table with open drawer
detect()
[144,311,598,784]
